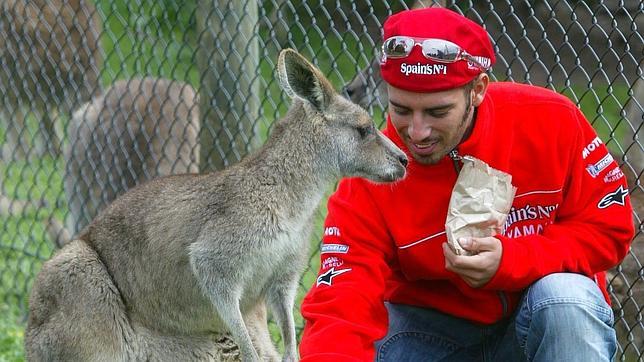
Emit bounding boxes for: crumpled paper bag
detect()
[445,156,517,256]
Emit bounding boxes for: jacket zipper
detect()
[450,149,510,318]
[449,149,462,173]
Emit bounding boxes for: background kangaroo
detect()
[0,0,101,158]
[60,77,201,243]
[25,48,408,361]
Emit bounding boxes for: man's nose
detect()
[407,114,432,141]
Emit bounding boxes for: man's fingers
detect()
[442,241,502,288]
[459,236,498,253]
[443,243,488,271]
[458,237,477,253]
[442,245,487,287]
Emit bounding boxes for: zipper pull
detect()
[449,149,462,173]
[449,149,462,161]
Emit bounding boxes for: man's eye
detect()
[393,107,410,115]
[426,108,450,118]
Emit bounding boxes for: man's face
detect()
[387,77,485,164]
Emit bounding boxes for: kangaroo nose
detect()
[399,154,409,168]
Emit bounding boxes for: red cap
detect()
[380,8,495,93]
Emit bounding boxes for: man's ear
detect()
[472,73,489,107]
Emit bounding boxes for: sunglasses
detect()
[382,36,491,71]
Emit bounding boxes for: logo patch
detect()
[400,62,447,76]
[321,256,344,270]
[582,136,603,159]
[503,203,559,230]
[316,267,352,287]
[502,202,559,238]
[468,56,491,70]
[603,167,624,183]
[320,244,349,254]
[598,185,628,209]
[324,226,341,236]
[586,153,613,177]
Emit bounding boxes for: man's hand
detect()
[442,236,502,288]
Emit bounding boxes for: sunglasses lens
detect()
[421,39,461,63]
[383,37,414,58]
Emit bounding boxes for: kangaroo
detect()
[63,77,201,241]
[0,0,101,158]
[342,56,389,110]
[25,49,408,361]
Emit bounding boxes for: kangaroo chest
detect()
[242,219,310,291]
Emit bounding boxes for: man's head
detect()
[380,8,494,164]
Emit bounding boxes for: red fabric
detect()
[380,8,496,92]
[299,82,634,361]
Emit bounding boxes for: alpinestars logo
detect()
[316,267,351,287]
[598,185,628,209]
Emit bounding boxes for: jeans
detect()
[375,273,616,361]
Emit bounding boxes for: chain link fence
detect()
[0,0,641,359]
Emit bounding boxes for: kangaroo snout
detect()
[375,131,408,182]
[387,147,408,182]
[397,153,409,169]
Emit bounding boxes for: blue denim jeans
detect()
[375,273,616,361]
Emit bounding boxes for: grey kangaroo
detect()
[25,49,408,361]
[0,0,101,158]
[63,77,201,240]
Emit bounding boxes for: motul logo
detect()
[324,226,341,236]
[582,137,602,159]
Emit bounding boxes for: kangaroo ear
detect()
[277,48,335,112]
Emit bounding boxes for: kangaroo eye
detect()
[357,125,374,138]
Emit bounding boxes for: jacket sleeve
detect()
[299,178,395,362]
[485,105,635,291]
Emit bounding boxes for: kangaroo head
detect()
[342,57,389,109]
[277,48,407,183]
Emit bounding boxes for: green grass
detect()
[0,151,60,362]
[95,0,199,86]
[0,305,25,362]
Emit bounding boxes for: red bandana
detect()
[380,8,496,92]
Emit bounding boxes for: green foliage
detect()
[559,85,631,156]
[94,0,199,87]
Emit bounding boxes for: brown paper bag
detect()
[445,156,517,256]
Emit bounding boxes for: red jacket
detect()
[299,82,634,361]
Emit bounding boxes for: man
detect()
[299,7,634,362]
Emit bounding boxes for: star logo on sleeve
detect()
[316,267,352,287]
[598,185,628,209]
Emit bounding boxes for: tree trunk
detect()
[197,0,260,172]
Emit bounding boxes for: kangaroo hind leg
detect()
[25,240,132,361]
